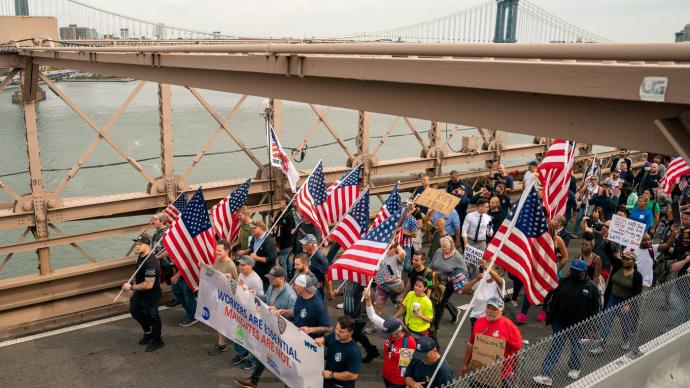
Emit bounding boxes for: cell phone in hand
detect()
[673,201,681,226]
[386,265,395,276]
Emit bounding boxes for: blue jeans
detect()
[326,242,341,264]
[403,246,412,272]
[664,282,690,332]
[572,207,586,234]
[540,322,583,377]
[279,247,292,278]
[598,295,639,346]
[171,277,196,321]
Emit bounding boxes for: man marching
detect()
[121,233,164,352]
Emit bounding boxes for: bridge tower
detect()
[494,0,519,43]
[14,0,29,16]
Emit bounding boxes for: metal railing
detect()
[444,273,690,388]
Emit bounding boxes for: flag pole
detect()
[112,240,164,303]
[264,112,275,226]
[427,178,538,386]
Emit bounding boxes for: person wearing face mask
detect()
[533,260,601,385]
[589,251,643,355]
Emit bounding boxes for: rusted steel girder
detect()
[12,49,689,156]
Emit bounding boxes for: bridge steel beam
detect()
[14,44,690,157]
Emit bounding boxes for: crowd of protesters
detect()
[122,149,690,387]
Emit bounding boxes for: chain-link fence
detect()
[442,273,690,388]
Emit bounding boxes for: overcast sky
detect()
[83,0,688,42]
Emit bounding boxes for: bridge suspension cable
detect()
[0,0,234,40]
[346,0,610,44]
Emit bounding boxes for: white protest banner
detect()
[196,264,324,388]
[464,245,484,269]
[607,214,646,248]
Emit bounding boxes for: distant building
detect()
[76,27,93,40]
[675,24,690,42]
[59,24,93,40]
[120,28,129,40]
[155,23,168,40]
[213,31,221,39]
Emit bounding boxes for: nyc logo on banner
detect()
[196,265,324,388]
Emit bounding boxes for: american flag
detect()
[327,207,402,286]
[211,178,251,243]
[267,120,300,192]
[583,155,597,184]
[329,188,370,250]
[538,139,575,219]
[162,188,217,291]
[483,186,559,305]
[162,193,188,226]
[295,160,330,238]
[399,214,418,247]
[322,164,362,225]
[371,182,401,230]
[660,157,690,193]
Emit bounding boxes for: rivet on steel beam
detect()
[47,199,57,208]
[177,182,186,190]
[23,202,33,211]
[157,182,166,193]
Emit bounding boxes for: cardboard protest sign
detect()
[469,334,506,388]
[607,214,646,248]
[196,265,324,387]
[415,188,460,215]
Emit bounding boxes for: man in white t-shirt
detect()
[632,230,676,287]
[234,255,264,369]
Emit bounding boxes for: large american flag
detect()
[660,157,690,193]
[162,188,217,291]
[371,181,401,230]
[327,206,401,286]
[483,187,558,305]
[329,188,370,250]
[211,178,251,243]
[267,120,300,192]
[295,160,330,238]
[162,193,188,226]
[538,139,575,219]
[322,164,362,225]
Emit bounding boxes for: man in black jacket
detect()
[274,200,296,279]
[248,220,277,292]
[533,259,600,385]
[590,251,644,355]
[610,149,632,172]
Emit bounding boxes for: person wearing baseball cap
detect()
[284,273,331,340]
[300,234,329,300]
[363,287,417,386]
[533,258,601,385]
[121,233,164,352]
[234,266,297,388]
[463,295,522,385]
[404,336,454,388]
[234,255,264,369]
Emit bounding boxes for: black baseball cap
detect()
[380,317,403,339]
[132,233,152,245]
[413,336,438,360]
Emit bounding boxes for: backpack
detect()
[542,287,559,324]
[426,269,445,304]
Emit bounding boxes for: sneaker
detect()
[589,345,604,355]
[145,339,165,352]
[532,375,553,386]
[361,349,381,364]
[516,313,527,324]
[165,298,180,307]
[510,300,518,308]
[626,349,644,359]
[138,333,153,345]
[178,319,198,327]
[364,326,378,334]
[621,340,631,351]
[241,360,257,370]
[567,369,581,380]
[451,313,460,324]
[536,310,546,322]
[208,344,228,356]
[234,379,257,388]
[232,353,250,365]
[336,303,344,309]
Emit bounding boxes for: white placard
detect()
[196,265,324,388]
[607,214,646,248]
[464,245,485,268]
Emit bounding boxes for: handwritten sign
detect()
[607,214,646,248]
[469,334,506,387]
[464,245,484,269]
[196,265,324,388]
[415,188,460,215]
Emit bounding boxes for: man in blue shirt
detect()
[405,336,454,388]
[316,315,362,388]
[430,209,462,248]
[630,196,654,233]
[282,273,332,338]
